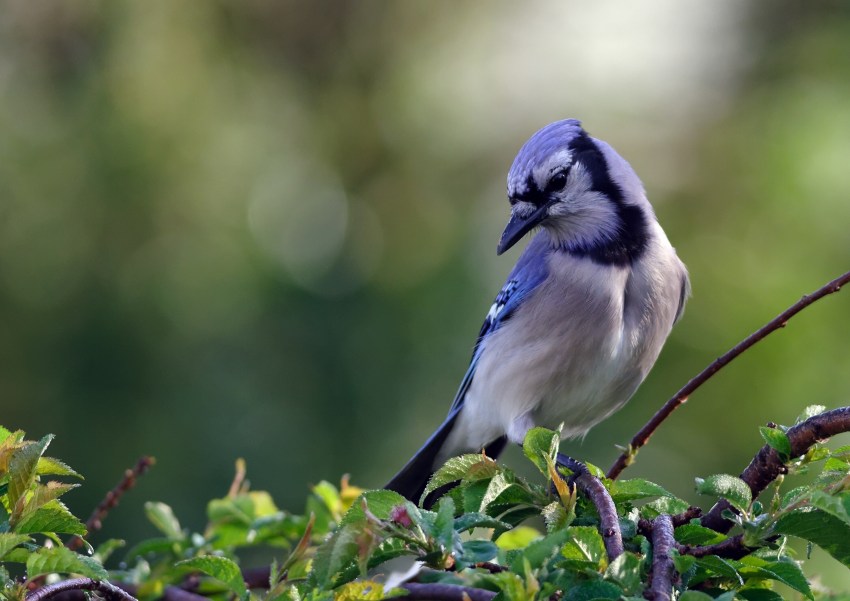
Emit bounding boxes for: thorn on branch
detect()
[607,268,850,481]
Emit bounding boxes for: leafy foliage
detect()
[5,409,850,600]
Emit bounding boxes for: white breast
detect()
[439,227,685,464]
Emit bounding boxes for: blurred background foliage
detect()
[1,0,849,588]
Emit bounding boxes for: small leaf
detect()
[509,527,571,572]
[522,427,560,476]
[695,474,752,513]
[144,502,183,541]
[422,454,500,500]
[178,556,248,600]
[15,482,80,523]
[26,546,107,580]
[460,540,498,563]
[741,559,813,600]
[0,534,31,559]
[453,512,511,533]
[561,525,607,571]
[36,457,82,479]
[674,523,726,546]
[774,508,850,567]
[604,552,642,596]
[678,592,714,601]
[671,549,696,575]
[609,478,673,503]
[13,500,86,535]
[640,496,691,520]
[738,589,785,601]
[8,435,54,509]
[759,426,791,458]
[433,497,457,553]
[495,526,541,551]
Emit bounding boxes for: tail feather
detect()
[386,411,509,506]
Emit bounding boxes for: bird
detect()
[385,119,689,503]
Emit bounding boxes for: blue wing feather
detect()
[449,234,551,412]
[385,233,551,502]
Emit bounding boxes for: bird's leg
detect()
[555,453,624,561]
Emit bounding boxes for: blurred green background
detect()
[2,0,849,587]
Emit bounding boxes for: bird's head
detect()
[498,119,652,264]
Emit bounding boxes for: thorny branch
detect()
[557,453,624,560]
[607,268,850,481]
[702,406,850,532]
[645,515,674,601]
[67,456,156,551]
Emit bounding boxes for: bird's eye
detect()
[546,171,568,193]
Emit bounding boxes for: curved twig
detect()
[557,453,624,560]
[608,269,850,481]
[702,406,850,532]
[646,515,674,601]
[67,456,156,551]
[676,534,756,559]
[26,579,138,601]
[390,583,496,601]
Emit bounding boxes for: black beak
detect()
[496,202,550,255]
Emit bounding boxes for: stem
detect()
[607,269,850,481]
[390,583,496,601]
[646,515,674,601]
[557,453,624,560]
[676,534,758,560]
[26,579,137,601]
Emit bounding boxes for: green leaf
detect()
[639,496,692,520]
[8,435,54,509]
[740,559,812,600]
[604,552,642,595]
[453,512,511,533]
[560,525,607,571]
[678,592,715,601]
[562,579,622,600]
[509,527,571,572]
[695,555,742,584]
[0,426,11,445]
[522,426,560,476]
[609,478,673,503]
[479,473,534,513]
[13,500,86,535]
[541,501,570,533]
[759,426,791,458]
[36,457,82,479]
[433,497,457,553]
[144,501,183,540]
[422,454,500,501]
[695,474,752,512]
[495,526,541,551]
[93,538,126,563]
[671,549,696,575]
[773,508,850,567]
[674,523,727,546]
[26,546,107,580]
[16,482,80,523]
[178,556,248,600]
[308,490,407,589]
[460,540,498,563]
[0,533,31,559]
[738,589,785,601]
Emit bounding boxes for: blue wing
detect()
[386,234,551,502]
[448,234,551,413]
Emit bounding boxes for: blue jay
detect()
[386,119,689,502]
